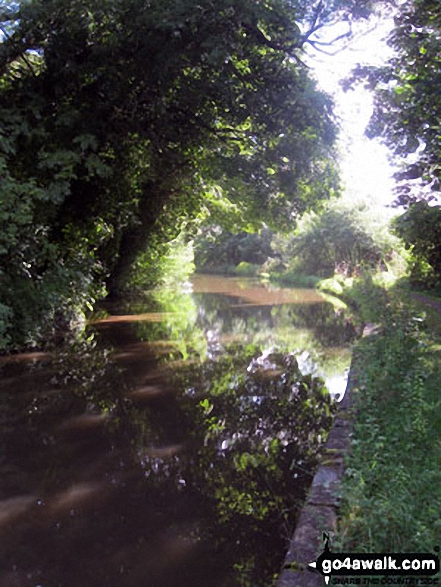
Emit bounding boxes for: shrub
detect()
[234,262,260,277]
[273,199,401,278]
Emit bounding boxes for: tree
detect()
[193,227,274,271]
[346,0,441,207]
[392,200,441,288]
[273,199,397,277]
[0,0,374,347]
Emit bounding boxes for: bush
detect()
[0,222,108,351]
[194,227,274,271]
[234,262,260,277]
[392,201,441,291]
[270,272,321,288]
[272,199,401,278]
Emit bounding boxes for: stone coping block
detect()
[276,351,359,587]
[277,505,337,587]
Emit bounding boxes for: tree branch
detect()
[0,25,37,77]
[301,1,325,43]
[306,40,350,56]
[241,22,307,67]
[306,28,352,48]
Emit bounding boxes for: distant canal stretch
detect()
[0,275,357,587]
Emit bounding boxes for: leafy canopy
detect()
[0,0,374,347]
[392,201,441,289]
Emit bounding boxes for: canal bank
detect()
[0,275,357,586]
[276,287,441,586]
[276,346,362,587]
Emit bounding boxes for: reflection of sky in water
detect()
[322,372,349,402]
[295,350,349,401]
[96,274,355,401]
[0,275,348,587]
[189,275,354,401]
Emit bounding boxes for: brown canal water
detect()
[0,275,357,587]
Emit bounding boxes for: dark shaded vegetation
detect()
[392,201,441,290]
[194,228,274,275]
[1,0,372,350]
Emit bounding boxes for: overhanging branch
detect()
[0,25,37,77]
[241,22,307,67]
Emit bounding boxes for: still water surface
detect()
[0,275,356,587]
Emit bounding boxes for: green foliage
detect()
[0,206,110,349]
[319,270,406,328]
[392,201,441,290]
[194,199,404,286]
[194,226,274,272]
[127,232,195,292]
[0,302,12,348]
[338,290,441,555]
[1,0,363,348]
[348,0,441,205]
[272,199,399,279]
[269,272,322,288]
[234,262,261,277]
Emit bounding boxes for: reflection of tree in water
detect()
[167,344,336,586]
[192,293,357,351]
[194,293,279,354]
[280,303,358,347]
[120,290,208,360]
[111,287,357,368]
[0,339,336,587]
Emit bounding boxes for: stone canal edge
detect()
[276,349,361,587]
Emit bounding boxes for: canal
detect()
[0,275,357,587]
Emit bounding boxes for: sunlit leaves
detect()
[392,200,441,289]
[355,0,441,205]
[0,0,356,346]
[273,198,399,277]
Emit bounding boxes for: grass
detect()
[336,285,441,565]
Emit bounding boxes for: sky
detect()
[306,16,398,213]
